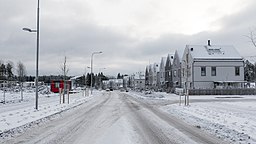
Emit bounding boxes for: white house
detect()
[181,40,244,89]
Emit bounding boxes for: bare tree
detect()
[60,56,69,103]
[246,28,256,48]
[17,61,26,101]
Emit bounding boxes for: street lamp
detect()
[91,51,102,95]
[83,66,90,97]
[22,0,40,110]
[84,66,90,87]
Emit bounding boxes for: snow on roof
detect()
[187,45,243,59]
[175,49,184,60]
[134,74,145,79]
[70,75,83,80]
[244,56,256,64]
[148,64,153,71]
[161,57,167,67]
[154,63,160,72]
[145,65,149,71]
[168,53,175,63]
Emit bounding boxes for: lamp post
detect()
[84,66,90,97]
[84,66,90,87]
[22,0,40,110]
[91,51,102,95]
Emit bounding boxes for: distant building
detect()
[158,57,167,91]
[145,66,149,89]
[102,79,123,90]
[133,72,145,90]
[148,63,159,90]
[172,50,183,88]
[50,80,71,93]
[165,53,174,92]
[70,75,84,89]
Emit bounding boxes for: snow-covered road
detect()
[2,91,225,144]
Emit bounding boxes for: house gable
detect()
[182,42,244,89]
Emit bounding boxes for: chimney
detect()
[208,39,211,46]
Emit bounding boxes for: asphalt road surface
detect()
[3,91,226,144]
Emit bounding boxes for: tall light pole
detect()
[84,66,90,87]
[91,51,102,95]
[22,0,40,110]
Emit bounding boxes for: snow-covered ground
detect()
[1,88,256,144]
[130,91,256,144]
[0,87,93,139]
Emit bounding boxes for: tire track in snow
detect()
[123,93,227,144]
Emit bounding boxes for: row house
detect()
[145,66,149,88]
[165,53,174,92]
[145,63,159,90]
[181,40,244,89]
[172,50,183,88]
[145,40,245,92]
[158,57,167,91]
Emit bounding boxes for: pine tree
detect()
[244,60,256,81]
[0,62,6,80]
[6,62,13,80]
[117,73,121,79]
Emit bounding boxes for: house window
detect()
[235,67,240,76]
[182,68,185,77]
[178,69,181,77]
[55,82,60,88]
[201,67,206,76]
[174,70,177,77]
[211,67,216,76]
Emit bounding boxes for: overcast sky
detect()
[1,0,256,76]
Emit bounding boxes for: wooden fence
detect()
[188,88,256,95]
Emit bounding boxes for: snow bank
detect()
[162,99,256,144]
[130,91,256,144]
[0,89,95,141]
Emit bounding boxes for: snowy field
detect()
[130,91,256,144]
[0,87,93,139]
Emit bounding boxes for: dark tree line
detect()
[0,61,14,80]
[71,72,108,89]
[244,60,256,81]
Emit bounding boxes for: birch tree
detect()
[60,56,69,103]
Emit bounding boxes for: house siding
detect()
[165,54,174,92]
[172,50,182,88]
